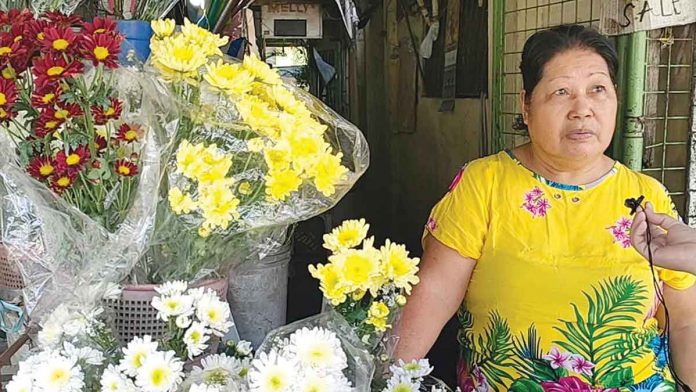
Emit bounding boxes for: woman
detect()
[394,25,696,391]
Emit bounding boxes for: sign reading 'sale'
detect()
[599,0,696,35]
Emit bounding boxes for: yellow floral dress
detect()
[424,151,695,392]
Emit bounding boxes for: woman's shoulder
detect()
[615,163,672,199]
[459,151,510,176]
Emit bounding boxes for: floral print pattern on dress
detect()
[426,217,438,232]
[522,186,551,218]
[608,217,633,248]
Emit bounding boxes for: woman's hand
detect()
[630,202,696,274]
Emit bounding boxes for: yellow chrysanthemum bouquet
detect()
[140,19,369,283]
[309,219,420,347]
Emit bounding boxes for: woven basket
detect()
[0,243,24,290]
[105,278,228,345]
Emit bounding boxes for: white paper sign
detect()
[599,0,696,36]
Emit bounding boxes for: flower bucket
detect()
[116,19,153,63]
[227,241,292,348]
[105,278,228,345]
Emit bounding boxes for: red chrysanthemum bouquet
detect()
[0,10,153,230]
[0,10,179,324]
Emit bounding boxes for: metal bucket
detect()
[226,242,292,348]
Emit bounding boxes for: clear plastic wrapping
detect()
[0,65,179,326]
[143,23,370,283]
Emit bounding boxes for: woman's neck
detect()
[512,144,615,186]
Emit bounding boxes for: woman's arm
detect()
[663,284,696,388]
[392,234,476,360]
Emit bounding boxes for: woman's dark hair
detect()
[519,24,619,101]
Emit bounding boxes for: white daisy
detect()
[155,280,189,296]
[15,351,46,377]
[100,364,137,392]
[286,327,347,373]
[184,321,211,358]
[248,350,298,392]
[390,359,433,380]
[6,374,32,392]
[38,306,72,347]
[235,341,253,357]
[190,383,222,392]
[119,335,159,377]
[152,293,195,321]
[63,341,105,365]
[176,315,192,329]
[383,376,421,392]
[34,353,84,392]
[190,354,242,386]
[195,293,233,336]
[135,350,184,392]
[296,369,353,392]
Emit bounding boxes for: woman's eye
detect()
[592,85,607,93]
[554,88,569,96]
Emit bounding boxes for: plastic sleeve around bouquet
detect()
[0,67,180,325]
[29,0,84,14]
[256,310,375,392]
[146,55,370,282]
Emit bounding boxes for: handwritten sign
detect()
[600,0,696,35]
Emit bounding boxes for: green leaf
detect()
[600,367,633,388]
[509,379,544,392]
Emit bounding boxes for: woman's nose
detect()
[569,95,593,119]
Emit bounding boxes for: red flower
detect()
[56,101,83,118]
[95,135,108,152]
[0,32,26,64]
[27,156,56,180]
[32,55,84,87]
[55,145,90,174]
[34,113,65,137]
[0,9,33,26]
[41,27,78,54]
[42,12,81,29]
[0,78,18,108]
[81,33,121,69]
[92,97,122,125]
[114,160,138,177]
[25,19,49,45]
[83,17,117,35]
[31,84,62,108]
[50,172,76,193]
[115,123,142,143]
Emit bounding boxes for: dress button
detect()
[572,196,580,203]
[554,194,562,199]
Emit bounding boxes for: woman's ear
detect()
[519,90,529,124]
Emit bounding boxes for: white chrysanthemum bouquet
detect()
[309,219,420,346]
[137,19,369,284]
[6,281,254,392]
[379,359,453,392]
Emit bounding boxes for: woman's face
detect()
[521,48,617,162]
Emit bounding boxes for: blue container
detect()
[116,20,153,64]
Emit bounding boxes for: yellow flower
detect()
[265,168,302,201]
[380,239,420,294]
[366,301,391,332]
[197,144,232,184]
[329,246,381,293]
[176,140,207,179]
[151,35,208,82]
[395,295,407,307]
[323,218,369,252]
[308,263,348,306]
[235,96,280,138]
[243,53,282,85]
[181,18,228,57]
[238,181,252,195]
[198,226,211,238]
[263,145,292,171]
[168,187,198,214]
[151,19,175,37]
[308,152,347,197]
[204,60,254,95]
[198,179,240,230]
[286,131,329,172]
[269,85,310,116]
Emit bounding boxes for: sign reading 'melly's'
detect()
[599,0,696,35]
